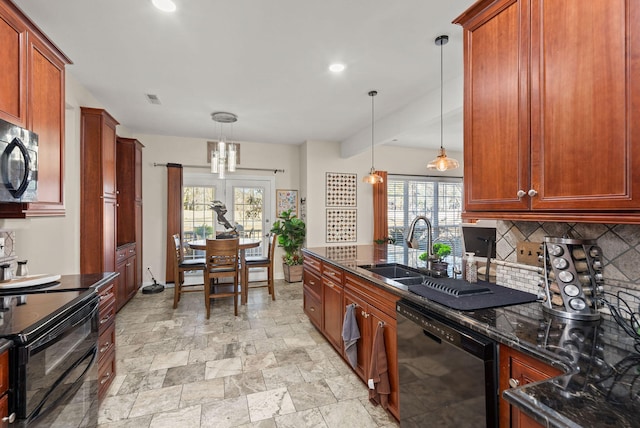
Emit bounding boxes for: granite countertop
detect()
[304,244,640,428]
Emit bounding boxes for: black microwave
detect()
[0,118,38,202]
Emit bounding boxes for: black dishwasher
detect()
[397,299,498,427]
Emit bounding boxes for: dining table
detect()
[188,238,261,305]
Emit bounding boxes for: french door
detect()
[183,173,274,278]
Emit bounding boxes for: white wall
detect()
[2,73,463,284]
[302,141,463,248]
[137,133,300,283]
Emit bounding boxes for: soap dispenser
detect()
[466,252,478,283]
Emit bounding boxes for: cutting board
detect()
[0,274,61,289]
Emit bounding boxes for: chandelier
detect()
[210,112,238,179]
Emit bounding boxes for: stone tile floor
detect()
[98,279,399,428]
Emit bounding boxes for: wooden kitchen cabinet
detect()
[455,0,640,223]
[303,256,322,329]
[115,243,137,311]
[322,265,343,352]
[117,137,144,290]
[499,344,562,428]
[302,256,400,419]
[0,349,9,426]
[343,273,399,420]
[97,281,116,400]
[0,0,70,218]
[80,108,119,276]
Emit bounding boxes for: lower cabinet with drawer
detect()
[116,242,137,311]
[97,281,117,400]
[499,344,563,427]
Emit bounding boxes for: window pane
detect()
[387,176,463,274]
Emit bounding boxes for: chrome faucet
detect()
[406,216,434,261]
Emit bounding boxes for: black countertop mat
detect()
[408,280,538,311]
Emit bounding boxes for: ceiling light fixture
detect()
[151,0,177,12]
[427,35,459,172]
[329,63,346,73]
[210,112,238,179]
[363,90,383,184]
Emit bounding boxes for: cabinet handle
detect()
[2,413,15,423]
[100,372,111,385]
[100,315,111,324]
[309,280,315,286]
[516,190,526,198]
[361,310,369,318]
[126,263,131,267]
[326,282,334,289]
[508,378,520,388]
[527,189,538,197]
[100,342,111,353]
[309,307,315,312]
[328,271,336,276]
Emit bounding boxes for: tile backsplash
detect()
[0,229,16,267]
[495,220,640,350]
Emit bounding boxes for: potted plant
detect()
[431,243,452,274]
[270,209,306,282]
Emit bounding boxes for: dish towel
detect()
[368,322,390,409]
[341,303,360,368]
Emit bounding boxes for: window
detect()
[387,175,463,268]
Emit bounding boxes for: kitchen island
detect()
[303,244,639,427]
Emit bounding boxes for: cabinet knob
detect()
[2,413,15,423]
[516,190,526,198]
[528,189,538,197]
[100,372,112,385]
[508,378,520,388]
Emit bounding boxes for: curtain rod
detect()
[153,163,285,174]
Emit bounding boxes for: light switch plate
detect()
[517,241,541,266]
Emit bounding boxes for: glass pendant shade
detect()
[363,167,384,184]
[363,90,383,184]
[427,147,460,171]
[210,112,239,178]
[427,35,459,172]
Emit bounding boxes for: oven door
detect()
[13,295,99,427]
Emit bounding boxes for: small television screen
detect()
[462,226,496,258]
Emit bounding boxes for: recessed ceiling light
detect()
[329,63,346,73]
[152,0,176,12]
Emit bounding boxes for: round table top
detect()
[187,238,261,250]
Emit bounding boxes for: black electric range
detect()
[0,274,111,426]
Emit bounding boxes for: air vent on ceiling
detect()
[145,94,161,105]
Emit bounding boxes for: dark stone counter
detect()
[303,244,640,428]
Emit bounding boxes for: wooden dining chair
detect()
[244,233,277,301]
[172,234,206,309]
[204,238,240,318]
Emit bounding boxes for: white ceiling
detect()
[14,0,475,156]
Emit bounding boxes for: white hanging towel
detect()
[341,303,361,368]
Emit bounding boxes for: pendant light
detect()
[210,112,239,179]
[362,90,384,184]
[427,35,459,171]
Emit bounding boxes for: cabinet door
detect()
[103,198,117,273]
[115,259,127,312]
[499,345,562,427]
[102,120,117,198]
[0,3,26,127]
[126,254,137,299]
[529,0,640,210]
[322,278,343,352]
[367,305,399,420]
[28,36,65,214]
[343,289,369,381]
[303,289,321,329]
[459,0,531,212]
